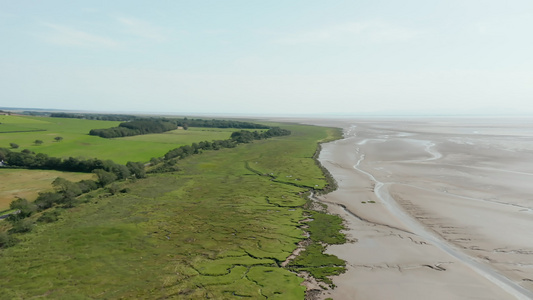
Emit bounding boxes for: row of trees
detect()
[50,112,270,130]
[0,148,145,179]
[163,127,291,161]
[163,140,236,160]
[89,119,178,138]
[173,118,270,129]
[50,112,136,121]
[230,127,291,143]
[33,168,129,211]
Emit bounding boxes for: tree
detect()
[77,179,98,193]
[0,232,17,248]
[52,177,82,197]
[107,183,121,195]
[9,219,34,233]
[52,177,83,207]
[34,140,43,145]
[54,136,63,142]
[37,210,60,223]
[126,161,146,178]
[34,192,63,210]
[9,143,19,149]
[0,148,8,161]
[111,164,130,180]
[231,130,255,143]
[8,198,37,220]
[93,169,117,186]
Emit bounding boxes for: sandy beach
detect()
[305,117,533,299]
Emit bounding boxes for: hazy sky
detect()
[1,1,532,116]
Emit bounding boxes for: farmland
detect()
[0,115,237,164]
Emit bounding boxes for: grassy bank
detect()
[0,122,345,299]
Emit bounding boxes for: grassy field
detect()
[0,169,94,211]
[0,122,343,299]
[0,115,51,133]
[0,115,238,164]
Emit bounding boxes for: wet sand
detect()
[306,117,533,299]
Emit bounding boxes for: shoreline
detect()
[301,117,533,299]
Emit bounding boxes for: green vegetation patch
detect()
[288,211,346,285]
[245,124,336,189]
[194,256,276,275]
[247,266,306,299]
[305,210,346,245]
[0,123,45,133]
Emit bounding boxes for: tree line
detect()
[173,118,269,129]
[89,119,178,138]
[162,127,291,161]
[0,148,145,179]
[50,112,136,121]
[50,112,271,130]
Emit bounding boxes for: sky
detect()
[1,0,532,116]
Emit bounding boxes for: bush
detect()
[9,198,37,220]
[34,192,63,210]
[107,183,121,195]
[77,179,99,193]
[0,232,17,248]
[93,169,117,186]
[9,219,34,233]
[37,210,61,223]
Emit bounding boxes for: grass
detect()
[243,124,334,189]
[0,169,94,211]
[287,210,346,285]
[0,115,238,163]
[0,115,51,133]
[0,119,344,298]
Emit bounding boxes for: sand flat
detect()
[309,117,533,299]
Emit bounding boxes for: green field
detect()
[0,115,238,164]
[0,115,51,133]
[0,116,345,299]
